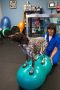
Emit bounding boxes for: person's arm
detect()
[50,47,58,60]
[40,47,43,54]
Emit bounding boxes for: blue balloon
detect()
[1,16,11,29]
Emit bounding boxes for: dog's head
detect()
[9,32,29,45]
[8,26,29,45]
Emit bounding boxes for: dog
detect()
[8,27,47,75]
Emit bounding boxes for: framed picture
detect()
[48,1,57,9]
[9,0,17,9]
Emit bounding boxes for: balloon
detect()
[17,21,25,33]
[11,26,20,35]
[16,59,46,90]
[0,28,2,36]
[2,28,10,37]
[0,24,3,37]
[1,16,11,29]
[16,55,52,90]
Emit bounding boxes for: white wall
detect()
[0,2,2,21]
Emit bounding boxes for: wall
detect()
[1,0,60,26]
[0,1,2,22]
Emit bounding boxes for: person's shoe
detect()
[29,67,34,75]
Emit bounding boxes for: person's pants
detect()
[52,50,60,64]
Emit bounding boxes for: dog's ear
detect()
[20,34,29,45]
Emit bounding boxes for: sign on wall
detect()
[48,1,57,9]
[9,0,17,9]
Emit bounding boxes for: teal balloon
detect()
[16,54,52,90]
[16,58,46,90]
[16,61,46,90]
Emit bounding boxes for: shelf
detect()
[26,13,60,18]
[50,13,60,17]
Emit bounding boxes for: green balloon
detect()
[2,28,10,37]
[0,29,2,36]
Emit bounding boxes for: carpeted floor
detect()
[0,38,60,90]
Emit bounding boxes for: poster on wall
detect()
[48,1,57,9]
[9,0,17,9]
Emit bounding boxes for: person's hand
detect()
[50,57,52,60]
[40,51,43,55]
[50,57,53,65]
[40,47,43,55]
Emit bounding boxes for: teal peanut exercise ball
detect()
[16,54,52,90]
[16,57,46,90]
